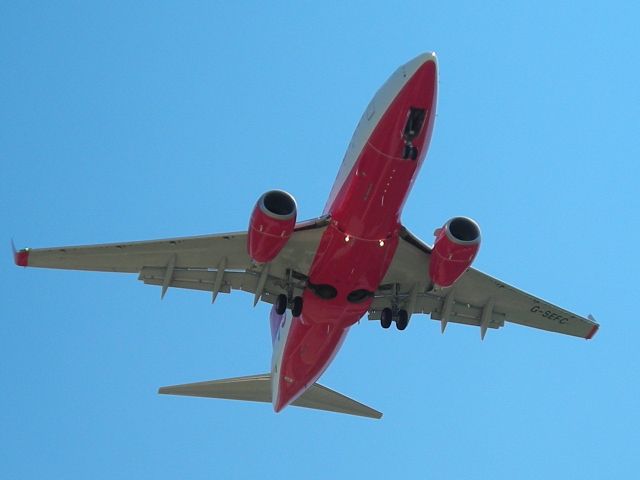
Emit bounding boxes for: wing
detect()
[14,217,329,305]
[369,226,599,340]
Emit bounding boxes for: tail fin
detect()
[159,374,382,419]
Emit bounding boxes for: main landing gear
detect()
[402,144,419,160]
[275,293,304,317]
[380,307,410,331]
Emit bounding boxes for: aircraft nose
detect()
[404,52,437,73]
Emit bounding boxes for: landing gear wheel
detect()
[402,144,412,160]
[381,308,393,329]
[275,294,288,315]
[410,146,418,160]
[292,296,304,317]
[396,309,409,331]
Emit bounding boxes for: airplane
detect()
[13,52,599,420]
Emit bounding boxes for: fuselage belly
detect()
[272,54,438,412]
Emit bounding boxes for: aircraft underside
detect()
[14,52,598,419]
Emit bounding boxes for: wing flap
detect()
[138,268,291,304]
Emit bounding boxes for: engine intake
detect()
[429,217,481,288]
[247,190,297,263]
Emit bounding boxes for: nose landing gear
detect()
[401,107,427,161]
[402,144,419,160]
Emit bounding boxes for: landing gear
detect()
[273,269,306,317]
[401,106,426,161]
[275,293,304,317]
[380,307,410,330]
[381,308,393,329]
[396,309,409,331]
[275,294,287,315]
[292,296,303,317]
[402,143,419,160]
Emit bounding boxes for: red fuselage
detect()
[272,54,438,412]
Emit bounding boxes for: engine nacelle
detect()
[429,217,481,288]
[247,190,297,263]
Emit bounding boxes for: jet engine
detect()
[247,190,297,263]
[429,217,481,288]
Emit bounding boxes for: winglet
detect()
[12,240,29,267]
[586,315,599,340]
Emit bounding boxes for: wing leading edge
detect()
[13,217,329,306]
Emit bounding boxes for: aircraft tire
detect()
[381,308,393,329]
[292,296,303,317]
[396,309,409,330]
[402,144,411,159]
[275,294,288,315]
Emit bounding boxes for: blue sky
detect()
[2,2,639,479]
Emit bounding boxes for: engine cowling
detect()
[247,190,297,263]
[429,217,481,288]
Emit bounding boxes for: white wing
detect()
[15,217,329,305]
[15,218,599,339]
[369,226,599,340]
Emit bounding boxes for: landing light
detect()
[379,240,385,247]
[345,235,350,242]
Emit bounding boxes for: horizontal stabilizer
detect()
[293,381,383,419]
[159,374,382,419]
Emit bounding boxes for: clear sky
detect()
[2,2,639,479]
